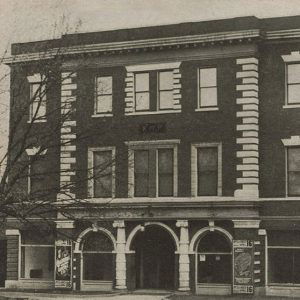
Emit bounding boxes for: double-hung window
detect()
[127,140,179,197]
[286,64,300,105]
[191,143,222,196]
[88,147,115,198]
[287,146,300,196]
[135,73,150,111]
[158,71,174,110]
[198,67,218,109]
[94,76,113,115]
[125,62,181,114]
[27,73,47,122]
[30,82,46,121]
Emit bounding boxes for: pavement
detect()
[0,291,300,300]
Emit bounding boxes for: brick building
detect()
[3,15,300,297]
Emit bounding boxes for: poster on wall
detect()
[55,239,72,289]
[233,240,254,294]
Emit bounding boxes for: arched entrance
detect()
[76,227,116,291]
[194,229,232,295]
[132,225,176,290]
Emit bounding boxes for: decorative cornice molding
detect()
[266,28,300,40]
[4,29,261,64]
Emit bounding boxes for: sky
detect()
[1,0,300,158]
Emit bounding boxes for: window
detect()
[95,76,113,114]
[158,71,174,110]
[30,82,46,121]
[198,68,217,109]
[127,140,179,197]
[21,230,54,280]
[135,73,150,111]
[88,147,115,198]
[82,232,113,281]
[286,64,300,105]
[287,147,300,196]
[134,71,173,112]
[191,143,222,197]
[197,232,232,284]
[28,157,47,198]
[268,230,300,284]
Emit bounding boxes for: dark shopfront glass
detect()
[197,231,232,284]
[269,248,300,284]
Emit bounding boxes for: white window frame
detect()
[196,67,218,112]
[27,73,47,123]
[282,136,300,197]
[87,147,116,198]
[93,75,113,117]
[26,147,47,195]
[281,52,300,109]
[126,140,180,198]
[191,142,222,197]
[126,62,181,115]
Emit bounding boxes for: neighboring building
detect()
[3,15,300,297]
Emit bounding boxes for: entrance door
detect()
[0,240,6,287]
[133,226,175,289]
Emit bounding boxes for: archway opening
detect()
[132,225,175,289]
[82,231,114,281]
[196,231,232,284]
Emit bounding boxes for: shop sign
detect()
[233,240,254,294]
[55,239,72,289]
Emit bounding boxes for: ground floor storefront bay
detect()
[4,220,300,297]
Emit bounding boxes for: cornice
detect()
[5,28,300,65]
[4,29,261,64]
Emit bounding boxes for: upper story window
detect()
[27,73,47,122]
[125,62,182,115]
[191,143,222,196]
[158,71,173,110]
[287,147,300,196]
[94,76,113,115]
[135,73,150,111]
[88,147,115,198]
[286,64,300,105]
[127,140,179,197]
[198,67,218,110]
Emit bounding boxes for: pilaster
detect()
[113,220,127,290]
[176,220,190,291]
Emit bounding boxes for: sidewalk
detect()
[0,290,300,300]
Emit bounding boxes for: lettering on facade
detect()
[139,122,166,134]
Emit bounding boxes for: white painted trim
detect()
[232,219,260,228]
[5,229,20,236]
[125,222,179,252]
[191,142,222,197]
[189,226,233,253]
[91,113,113,118]
[283,104,300,109]
[55,220,75,229]
[195,107,219,112]
[281,51,300,62]
[125,109,181,116]
[87,146,116,198]
[126,62,181,72]
[281,136,300,146]
[125,139,180,147]
[27,73,42,83]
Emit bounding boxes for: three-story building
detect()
[4,15,300,297]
